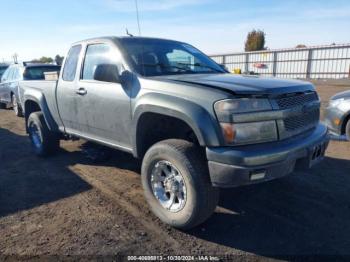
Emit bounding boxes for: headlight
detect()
[215,98,272,114]
[329,98,344,107]
[215,99,277,145]
[220,121,277,145]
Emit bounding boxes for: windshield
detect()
[119,38,226,77]
[23,66,61,80]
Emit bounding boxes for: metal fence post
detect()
[245,53,249,73]
[222,55,226,66]
[306,49,313,79]
[272,51,277,77]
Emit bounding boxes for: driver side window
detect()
[82,43,121,83]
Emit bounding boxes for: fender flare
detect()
[131,93,223,157]
[23,91,58,132]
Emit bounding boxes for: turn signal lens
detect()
[220,123,236,143]
[333,118,341,126]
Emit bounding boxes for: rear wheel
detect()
[0,102,6,109]
[27,112,60,157]
[12,94,23,117]
[141,139,219,230]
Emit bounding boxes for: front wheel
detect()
[27,112,60,157]
[141,139,219,230]
[12,94,23,117]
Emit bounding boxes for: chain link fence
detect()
[210,44,350,79]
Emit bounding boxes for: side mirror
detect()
[94,64,120,83]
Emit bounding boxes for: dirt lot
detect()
[0,80,350,260]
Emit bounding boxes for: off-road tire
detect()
[27,112,60,157]
[12,94,23,117]
[0,102,6,109]
[141,139,219,230]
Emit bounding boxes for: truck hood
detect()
[152,74,315,96]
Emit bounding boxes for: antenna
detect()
[135,0,141,36]
[126,28,134,37]
[134,0,145,75]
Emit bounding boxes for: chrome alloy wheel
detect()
[151,160,187,213]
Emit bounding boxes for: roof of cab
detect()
[72,36,184,45]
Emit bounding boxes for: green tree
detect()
[244,29,266,52]
[31,56,54,63]
[55,55,64,65]
[40,57,53,63]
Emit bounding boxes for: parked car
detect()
[325,90,350,140]
[20,36,329,229]
[0,64,10,81]
[0,63,61,115]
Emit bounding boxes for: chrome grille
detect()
[276,92,318,109]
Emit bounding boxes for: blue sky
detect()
[0,0,349,61]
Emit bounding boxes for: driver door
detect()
[76,43,132,150]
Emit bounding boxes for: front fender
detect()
[23,89,58,132]
[132,93,223,157]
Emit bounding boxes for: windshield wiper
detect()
[177,62,223,73]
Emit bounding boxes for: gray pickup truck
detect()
[21,36,329,229]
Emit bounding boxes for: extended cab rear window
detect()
[62,45,82,81]
[23,66,61,80]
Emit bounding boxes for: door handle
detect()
[76,88,87,96]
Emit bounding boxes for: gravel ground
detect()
[0,80,349,261]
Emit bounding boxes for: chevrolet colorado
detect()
[21,36,329,229]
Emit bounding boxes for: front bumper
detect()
[206,124,329,188]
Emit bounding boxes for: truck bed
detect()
[19,80,60,129]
